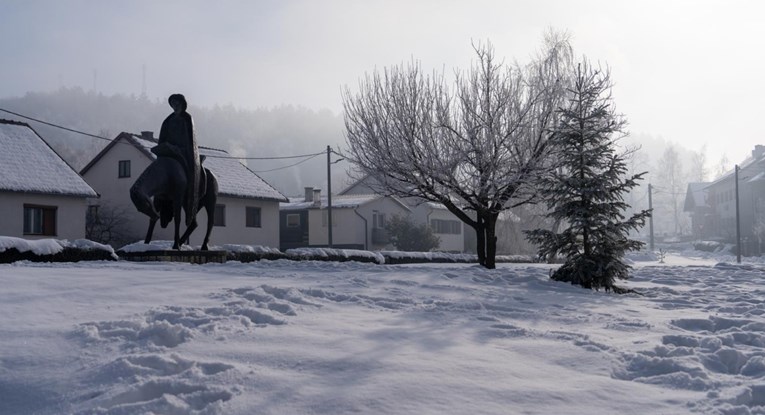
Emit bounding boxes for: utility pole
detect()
[327,145,333,248]
[735,165,741,263]
[648,183,654,251]
[141,64,147,98]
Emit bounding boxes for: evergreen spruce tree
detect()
[525,61,651,292]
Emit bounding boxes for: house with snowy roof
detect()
[339,175,466,252]
[683,182,713,239]
[0,119,97,239]
[703,145,765,254]
[80,132,288,248]
[279,187,411,251]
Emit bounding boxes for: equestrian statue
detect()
[129,94,219,250]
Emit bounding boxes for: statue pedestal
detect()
[118,250,227,264]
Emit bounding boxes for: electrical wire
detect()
[1,107,112,142]
[250,153,323,173]
[205,151,324,160]
[0,107,327,163]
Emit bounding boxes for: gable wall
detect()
[308,208,364,247]
[0,192,88,239]
[355,197,410,250]
[82,140,153,243]
[82,141,281,248]
[419,206,465,252]
[204,196,280,248]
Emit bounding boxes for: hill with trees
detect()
[0,88,349,197]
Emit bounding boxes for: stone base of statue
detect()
[118,250,227,264]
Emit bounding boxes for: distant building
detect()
[0,119,97,239]
[683,182,713,239]
[701,145,765,254]
[339,175,466,252]
[279,187,411,251]
[81,132,287,248]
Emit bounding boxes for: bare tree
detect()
[622,143,650,224]
[86,203,134,248]
[688,144,708,182]
[343,34,572,268]
[716,153,731,179]
[655,145,685,235]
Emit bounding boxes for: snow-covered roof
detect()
[280,194,411,211]
[84,133,287,202]
[683,182,709,211]
[0,120,97,197]
[747,171,765,184]
[200,149,288,202]
[424,201,449,210]
[707,146,765,187]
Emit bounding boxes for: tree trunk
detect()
[485,213,498,269]
[475,216,486,267]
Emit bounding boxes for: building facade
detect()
[81,132,287,248]
[0,120,97,240]
[280,187,411,251]
[338,175,466,252]
[693,145,765,255]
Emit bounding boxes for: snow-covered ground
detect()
[1,250,764,414]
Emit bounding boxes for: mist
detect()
[1,0,764,164]
[0,88,349,196]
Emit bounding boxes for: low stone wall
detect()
[117,250,228,264]
[0,247,117,264]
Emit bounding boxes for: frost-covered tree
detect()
[716,153,731,179]
[525,61,651,292]
[343,33,573,268]
[85,203,135,248]
[655,145,686,235]
[688,144,708,182]
[385,215,440,252]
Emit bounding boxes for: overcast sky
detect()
[1,0,763,164]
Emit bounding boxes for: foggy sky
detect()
[1,0,763,165]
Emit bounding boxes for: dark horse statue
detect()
[130,156,218,250]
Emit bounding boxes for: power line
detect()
[0,106,326,162]
[251,153,323,173]
[205,151,324,160]
[0,107,112,142]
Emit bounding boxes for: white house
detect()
[0,119,97,240]
[279,187,411,251]
[702,145,765,254]
[339,175,466,252]
[80,132,288,248]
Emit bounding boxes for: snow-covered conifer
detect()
[525,61,651,292]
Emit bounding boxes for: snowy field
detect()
[1,250,765,414]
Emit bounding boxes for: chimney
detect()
[753,145,765,159]
[140,131,154,140]
[313,189,321,207]
[304,187,314,202]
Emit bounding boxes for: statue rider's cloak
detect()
[157,108,200,226]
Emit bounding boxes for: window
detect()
[24,205,57,236]
[430,219,461,234]
[286,213,300,227]
[87,205,100,224]
[214,204,226,226]
[372,211,386,229]
[246,206,261,228]
[118,160,131,178]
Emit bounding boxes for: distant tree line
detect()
[0,87,348,196]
